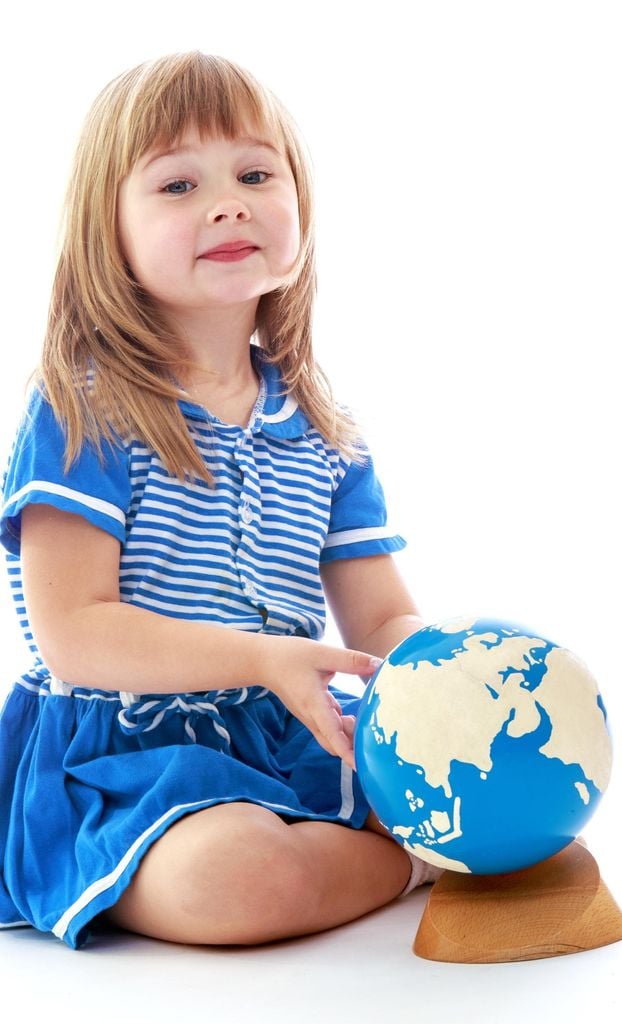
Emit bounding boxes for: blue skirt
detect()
[0,680,370,949]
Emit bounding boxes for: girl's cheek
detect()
[267,196,299,242]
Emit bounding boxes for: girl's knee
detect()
[184,806,313,941]
[109,802,313,945]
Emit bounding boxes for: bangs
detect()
[115,52,286,175]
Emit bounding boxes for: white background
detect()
[0,2,620,1017]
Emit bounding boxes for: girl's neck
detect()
[171,303,261,423]
[184,371,261,428]
[179,338,261,428]
[174,303,257,376]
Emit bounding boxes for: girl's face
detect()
[117,126,301,324]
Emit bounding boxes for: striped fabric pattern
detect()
[1,347,406,697]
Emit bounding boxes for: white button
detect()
[241,503,253,525]
[246,582,258,599]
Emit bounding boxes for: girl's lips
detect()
[201,247,258,262]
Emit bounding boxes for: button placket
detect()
[234,431,261,605]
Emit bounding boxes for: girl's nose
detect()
[206,196,252,224]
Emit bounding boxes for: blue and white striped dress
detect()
[0,346,406,948]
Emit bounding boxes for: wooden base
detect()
[413,840,622,963]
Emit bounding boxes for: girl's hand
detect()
[257,636,382,769]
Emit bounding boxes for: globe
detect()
[354,616,613,875]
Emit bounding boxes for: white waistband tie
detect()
[117,687,270,750]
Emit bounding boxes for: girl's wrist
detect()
[252,632,282,689]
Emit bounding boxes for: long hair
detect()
[40,51,362,483]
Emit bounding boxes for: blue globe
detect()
[354,616,613,875]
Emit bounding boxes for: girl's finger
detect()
[341,715,356,741]
[316,703,351,759]
[320,647,383,677]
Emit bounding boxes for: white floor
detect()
[2,806,621,1024]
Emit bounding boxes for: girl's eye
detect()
[162,179,194,195]
[160,171,272,194]
[241,170,272,185]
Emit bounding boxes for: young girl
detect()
[0,51,440,951]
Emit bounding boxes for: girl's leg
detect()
[102,802,411,946]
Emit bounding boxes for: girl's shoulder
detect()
[1,381,131,557]
[9,380,119,459]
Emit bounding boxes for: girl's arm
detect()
[320,553,425,660]
[20,504,379,767]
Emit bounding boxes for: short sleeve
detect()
[0,387,131,556]
[320,447,407,564]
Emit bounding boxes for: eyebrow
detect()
[238,135,282,155]
[141,135,283,169]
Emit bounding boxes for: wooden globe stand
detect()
[414,839,622,963]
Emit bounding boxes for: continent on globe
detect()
[354,616,613,875]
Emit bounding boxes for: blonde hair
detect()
[39,51,361,483]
